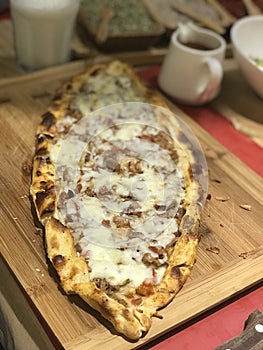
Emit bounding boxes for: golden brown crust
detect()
[30,60,204,339]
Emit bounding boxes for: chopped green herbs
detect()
[80,0,160,34]
[250,56,263,69]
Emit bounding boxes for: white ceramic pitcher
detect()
[158,22,226,105]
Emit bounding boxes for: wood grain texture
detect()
[0,61,262,349]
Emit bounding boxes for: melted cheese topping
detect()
[71,74,144,115]
[52,79,187,292]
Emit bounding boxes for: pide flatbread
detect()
[30,60,207,339]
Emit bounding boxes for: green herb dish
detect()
[79,0,164,52]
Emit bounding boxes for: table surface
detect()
[0,14,263,350]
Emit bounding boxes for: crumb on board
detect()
[215,196,230,202]
[22,162,32,176]
[206,246,220,254]
[35,227,43,235]
[20,194,28,199]
[239,252,249,259]
[211,178,221,183]
[239,204,252,211]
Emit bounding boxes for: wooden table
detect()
[0,16,263,350]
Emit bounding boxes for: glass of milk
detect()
[10,0,80,71]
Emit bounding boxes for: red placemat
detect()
[149,287,263,350]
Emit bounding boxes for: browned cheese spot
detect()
[52,218,68,232]
[113,215,130,228]
[122,308,133,321]
[64,82,73,92]
[35,191,51,209]
[136,281,155,296]
[182,215,195,230]
[52,254,65,267]
[41,203,55,218]
[41,112,55,131]
[35,147,49,157]
[51,94,62,109]
[170,266,181,280]
[131,297,142,307]
[50,235,60,250]
[69,266,81,279]
[100,298,115,319]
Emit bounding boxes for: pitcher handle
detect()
[198,57,223,103]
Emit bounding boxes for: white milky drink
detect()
[10,0,80,70]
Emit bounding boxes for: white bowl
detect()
[231,15,263,98]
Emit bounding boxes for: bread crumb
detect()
[35,227,43,235]
[240,204,252,211]
[239,252,249,259]
[211,179,221,183]
[206,246,220,254]
[20,195,28,199]
[215,196,230,202]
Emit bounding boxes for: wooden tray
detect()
[0,60,263,350]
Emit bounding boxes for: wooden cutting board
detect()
[0,60,263,350]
